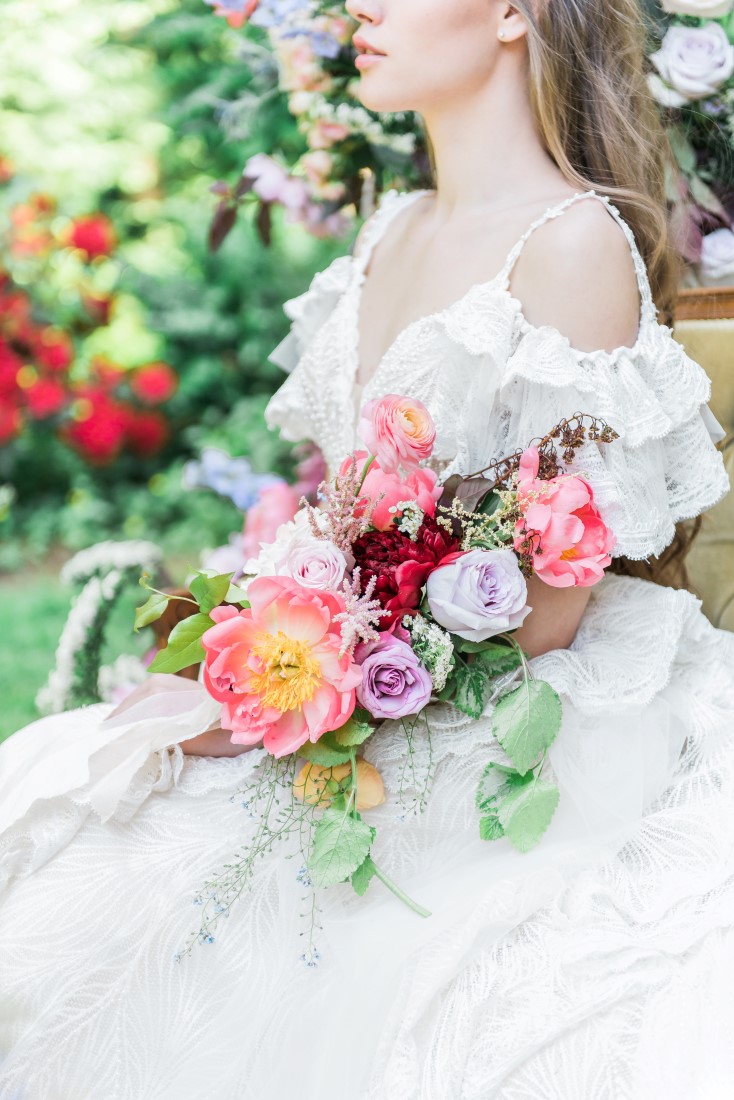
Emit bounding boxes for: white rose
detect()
[648,22,734,107]
[244,508,352,588]
[282,538,348,590]
[700,226,734,281]
[662,0,734,16]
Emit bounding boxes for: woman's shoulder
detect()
[506,193,644,354]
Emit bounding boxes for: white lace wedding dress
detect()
[2,189,734,1100]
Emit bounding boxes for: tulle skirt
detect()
[1,574,733,1099]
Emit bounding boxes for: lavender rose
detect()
[648,23,734,107]
[356,635,432,720]
[426,549,531,642]
[700,226,734,282]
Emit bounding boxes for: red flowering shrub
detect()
[66,214,117,260]
[22,375,67,419]
[61,389,131,465]
[0,184,177,467]
[125,409,170,457]
[351,515,460,623]
[129,361,178,405]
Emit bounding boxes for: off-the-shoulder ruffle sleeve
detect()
[493,318,730,560]
[265,254,353,442]
[267,254,352,374]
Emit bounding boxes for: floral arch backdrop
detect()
[205,0,734,283]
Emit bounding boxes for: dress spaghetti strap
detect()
[496,189,659,325]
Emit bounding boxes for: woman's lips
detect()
[355,52,386,70]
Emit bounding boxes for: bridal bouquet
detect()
[140,396,618,950]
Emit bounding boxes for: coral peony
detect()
[358,394,436,475]
[351,514,460,623]
[340,451,442,531]
[513,446,615,588]
[201,576,362,757]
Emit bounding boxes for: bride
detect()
[2,1,734,1096]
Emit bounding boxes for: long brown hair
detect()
[505,0,697,589]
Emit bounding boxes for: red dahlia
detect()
[351,514,460,624]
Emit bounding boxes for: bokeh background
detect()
[0,0,346,737]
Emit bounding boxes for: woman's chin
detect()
[354,82,415,115]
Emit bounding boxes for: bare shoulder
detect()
[510,197,641,353]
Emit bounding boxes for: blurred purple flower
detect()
[183,446,281,511]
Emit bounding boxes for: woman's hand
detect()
[512,574,592,657]
[182,727,259,758]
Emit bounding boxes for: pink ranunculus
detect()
[359,394,437,476]
[513,447,616,588]
[242,482,301,561]
[340,451,442,531]
[202,578,362,757]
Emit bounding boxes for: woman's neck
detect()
[421,77,562,217]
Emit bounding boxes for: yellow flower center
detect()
[249,631,321,712]
[560,547,579,561]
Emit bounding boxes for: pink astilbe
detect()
[333,567,390,657]
[301,455,376,552]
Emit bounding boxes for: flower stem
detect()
[371,861,432,918]
[356,454,376,494]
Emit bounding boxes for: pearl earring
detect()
[498,29,506,39]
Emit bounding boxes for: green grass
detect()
[0,567,149,742]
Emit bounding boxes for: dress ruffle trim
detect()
[268,254,352,375]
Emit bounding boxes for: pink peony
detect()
[513,447,616,588]
[242,482,301,561]
[340,451,442,531]
[358,394,436,476]
[202,576,362,757]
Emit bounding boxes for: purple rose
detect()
[355,635,432,720]
[426,549,531,642]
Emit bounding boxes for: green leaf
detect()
[351,854,378,896]
[189,572,233,614]
[298,732,353,767]
[452,638,523,673]
[493,679,562,775]
[308,808,374,888]
[147,613,213,674]
[497,779,560,853]
[474,645,523,676]
[452,658,491,719]
[134,592,169,632]
[334,710,374,748]
[479,815,505,841]
[224,584,250,606]
[475,760,530,813]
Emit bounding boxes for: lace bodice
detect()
[265,188,729,561]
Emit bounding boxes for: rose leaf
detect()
[308,809,374,888]
[334,711,375,748]
[190,571,234,614]
[493,679,562,775]
[497,779,561,853]
[147,613,213,674]
[299,733,353,767]
[134,592,170,633]
[351,854,378,896]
